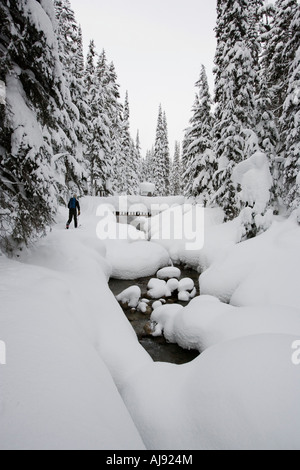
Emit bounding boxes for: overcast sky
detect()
[71,0,218,157]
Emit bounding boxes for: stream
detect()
[109,266,200,365]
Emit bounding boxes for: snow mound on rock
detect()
[108,242,170,280]
[157,267,181,280]
[116,286,141,308]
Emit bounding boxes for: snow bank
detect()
[108,241,170,280]
[151,296,300,352]
[2,196,300,450]
[201,213,300,309]
[147,205,225,269]
[78,198,170,280]
[0,255,146,450]
[123,335,300,450]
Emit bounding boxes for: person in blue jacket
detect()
[66,195,80,229]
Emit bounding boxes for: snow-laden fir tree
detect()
[213,0,259,220]
[53,0,88,198]
[75,25,85,76]
[140,148,155,183]
[281,4,300,211]
[260,0,299,210]
[170,142,182,196]
[107,61,124,194]
[253,2,280,209]
[263,0,298,121]
[182,65,215,204]
[162,111,171,194]
[113,92,140,195]
[0,0,71,250]
[153,105,170,196]
[84,44,114,195]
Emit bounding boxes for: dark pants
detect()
[67,209,78,228]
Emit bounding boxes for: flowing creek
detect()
[109,267,200,365]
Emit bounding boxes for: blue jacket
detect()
[68,198,80,211]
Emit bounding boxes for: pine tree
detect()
[84,43,114,195]
[213,0,259,220]
[136,131,142,163]
[107,61,124,194]
[281,4,300,211]
[121,91,132,194]
[75,26,85,77]
[153,105,170,196]
[170,142,182,196]
[0,0,63,250]
[162,111,171,194]
[140,149,154,183]
[264,0,298,121]
[182,65,215,203]
[53,0,88,198]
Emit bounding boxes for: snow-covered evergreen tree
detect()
[53,0,88,198]
[264,0,298,121]
[182,65,215,203]
[281,4,300,211]
[153,106,170,196]
[213,0,259,220]
[170,142,182,196]
[84,44,115,195]
[162,111,171,194]
[140,149,154,183]
[0,0,68,250]
[75,25,85,77]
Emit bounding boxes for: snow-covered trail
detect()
[0,198,152,449]
[1,197,300,450]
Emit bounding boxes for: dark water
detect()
[109,267,200,365]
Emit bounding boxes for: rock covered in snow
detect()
[157,267,181,280]
[147,279,171,299]
[116,286,141,308]
[178,288,197,302]
[137,302,152,315]
[175,278,196,302]
[152,301,163,310]
[178,278,195,292]
[167,279,179,293]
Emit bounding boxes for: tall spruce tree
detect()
[281,4,300,211]
[141,149,154,183]
[170,142,182,196]
[85,43,114,195]
[53,0,88,197]
[264,0,298,121]
[183,65,215,203]
[213,0,259,220]
[0,0,72,250]
[153,105,170,196]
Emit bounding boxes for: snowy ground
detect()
[1,196,300,450]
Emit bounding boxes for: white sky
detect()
[70,0,218,157]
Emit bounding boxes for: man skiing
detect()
[66,195,80,229]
